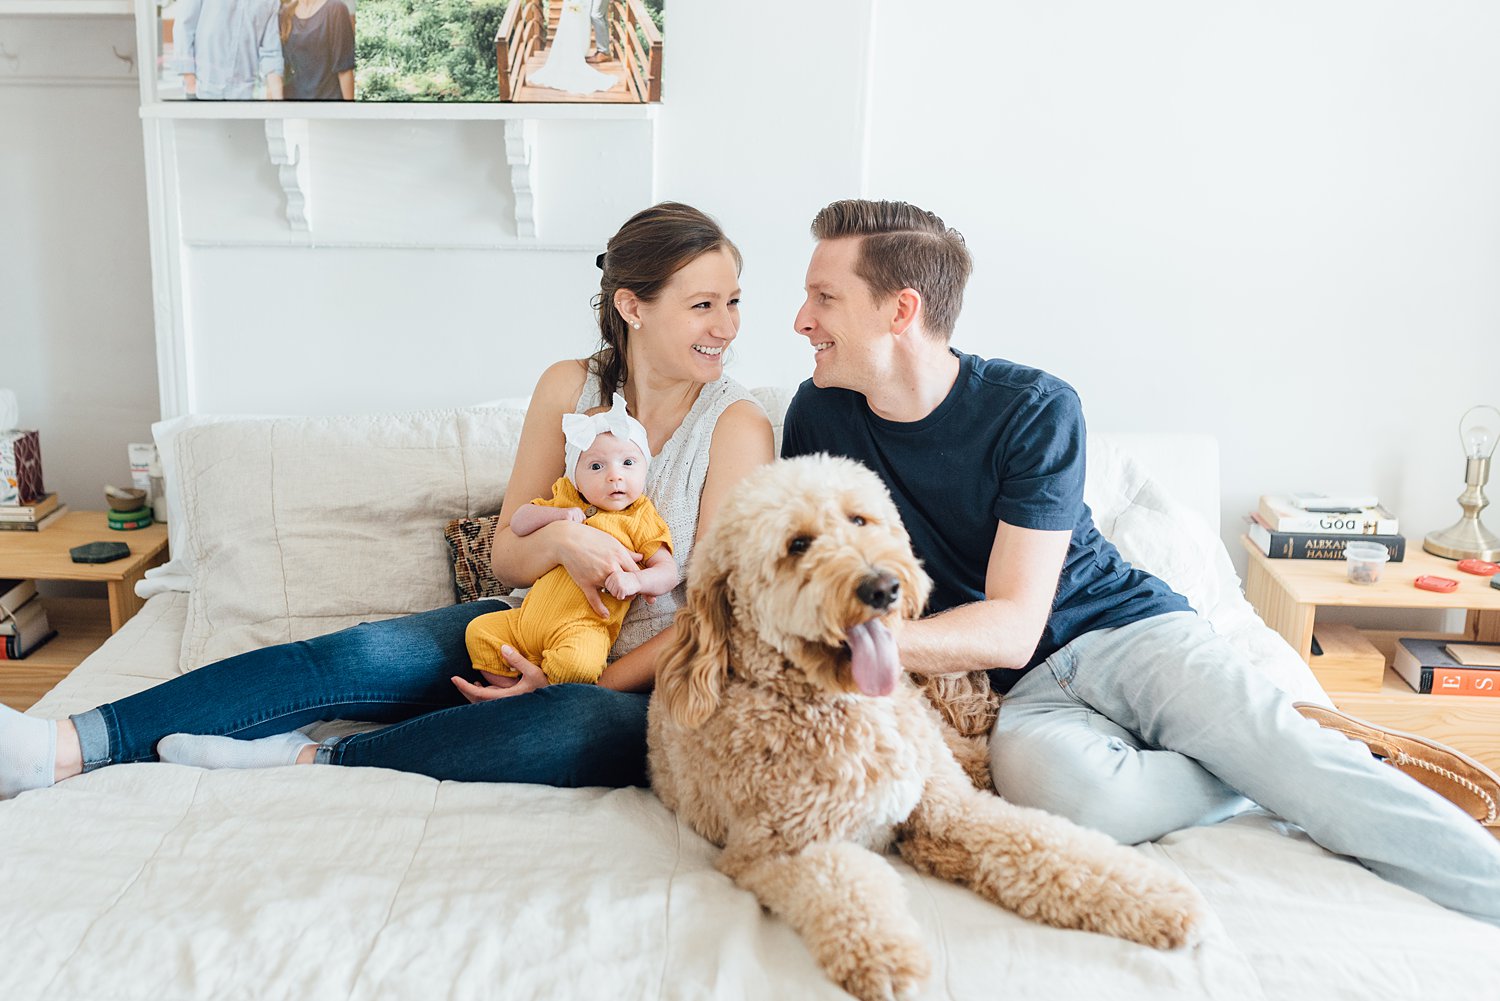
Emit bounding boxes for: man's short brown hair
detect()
[810,199,972,340]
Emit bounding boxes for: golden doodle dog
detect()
[647,456,1205,1001]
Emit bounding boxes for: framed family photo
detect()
[154,0,664,102]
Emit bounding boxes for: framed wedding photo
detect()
[152,0,664,103]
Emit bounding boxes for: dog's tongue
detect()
[846,619,901,697]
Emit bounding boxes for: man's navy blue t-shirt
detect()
[780,350,1191,692]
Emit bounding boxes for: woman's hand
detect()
[451,645,551,703]
[552,521,643,617]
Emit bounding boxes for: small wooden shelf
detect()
[1242,537,1500,772]
[0,597,109,711]
[1331,667,1500,772]
[0,1,133,14]
[138,101,660,122]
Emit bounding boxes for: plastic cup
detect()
[1344,541,1389,585]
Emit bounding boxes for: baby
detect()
[465,393,678,686]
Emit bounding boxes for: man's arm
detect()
[897,519,1071,676]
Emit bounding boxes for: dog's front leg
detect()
[718,838,930,1001]
[897,772,1205,950]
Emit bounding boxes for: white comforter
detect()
[4,593,1499,1001]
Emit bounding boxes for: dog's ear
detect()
[902,564,932,622]
[658,560,733,730]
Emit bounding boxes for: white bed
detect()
[3,397,1498,1000]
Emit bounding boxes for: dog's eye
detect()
[787,535,812,556]
[848,514,866,526]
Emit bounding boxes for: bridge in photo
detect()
[496,0,663,103]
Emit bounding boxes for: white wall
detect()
[861,1,1500,575]
[7,2,1500,583]
[0,15,159,514]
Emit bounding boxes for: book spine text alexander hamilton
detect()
[1248,523,1406,561]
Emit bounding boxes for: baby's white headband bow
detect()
[562,393,652,483]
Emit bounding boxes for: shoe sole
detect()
[1294,701,1500,828]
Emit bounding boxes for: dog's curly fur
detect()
[647,456,1205,1001]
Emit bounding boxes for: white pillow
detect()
[176,406,526,671]
[146,412,282,597]
[1085,437,1327,703]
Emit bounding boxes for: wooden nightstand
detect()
[0,511,170,710]
[1242,537,1500,772]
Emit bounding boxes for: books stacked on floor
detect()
[0,492,67,532]
[0,578,56,660]
[1394,638,1500,697]
[1246,492,1405,560]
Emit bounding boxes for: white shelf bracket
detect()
[503,118,538,239]
[264,117,312,231]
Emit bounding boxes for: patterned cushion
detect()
[443,515,512,603]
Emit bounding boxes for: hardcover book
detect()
[1446,644,1500,668]
[0,492,60,522]
[0,579,38,619]
[0,505,67,532]
[1393,638,1500,697]
[0,429,45,506]
[0,629,56,660]
[1246,517,1406,561]
[1257,494,1399,536]
[0,595,49,640]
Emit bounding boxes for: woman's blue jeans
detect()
[69,602,649,788]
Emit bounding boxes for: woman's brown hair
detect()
[590,202,742,395]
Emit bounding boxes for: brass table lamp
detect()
[1424,404,1500,561]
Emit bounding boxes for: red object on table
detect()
[1456,559,1500,576]
[1414,575,1460,593]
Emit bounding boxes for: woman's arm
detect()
[598,400,775,691]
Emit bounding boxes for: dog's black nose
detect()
[856,572,901,610]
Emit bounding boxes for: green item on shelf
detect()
[106,505,152,523]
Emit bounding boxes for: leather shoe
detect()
[1295,702,1499,829]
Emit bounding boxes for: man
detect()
[585,0,610,63]
[780,197,1500,927]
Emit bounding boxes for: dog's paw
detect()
[1092,870,1207,951]
[822,932,930,1001]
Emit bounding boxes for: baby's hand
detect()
[604,570,642,600]
[565,507,587,524]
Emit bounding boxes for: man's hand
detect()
[183,72,197,95]
[451,645,550,702]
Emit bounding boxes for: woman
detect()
[0,203,774,798]
[279,0,355,101]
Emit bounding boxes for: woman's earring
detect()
[632,322,641,330]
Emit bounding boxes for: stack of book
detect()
[1394,638,1499,697]
[0,492,67,532]
[1246,492,1405,561]
[0,579,56,660]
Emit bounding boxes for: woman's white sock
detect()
[0,701,56,798]
[157,731,315,770]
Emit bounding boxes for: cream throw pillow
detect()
[177,407,525,671]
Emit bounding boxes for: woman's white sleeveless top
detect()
[576,372,761,658]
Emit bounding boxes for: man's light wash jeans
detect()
[990,611,1500,927]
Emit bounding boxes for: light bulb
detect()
[1459,405,1500,460]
